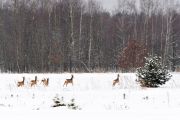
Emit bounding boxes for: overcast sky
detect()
[94,0,180,12]
[95,0,118,11]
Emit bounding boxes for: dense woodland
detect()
[0,0,180,73]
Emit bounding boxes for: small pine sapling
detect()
[52,96,66,107]
[67,98,81,110]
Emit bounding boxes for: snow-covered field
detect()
[0,73,180,120]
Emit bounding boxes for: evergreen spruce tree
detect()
[136,56,172,88]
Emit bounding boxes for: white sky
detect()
[95,0,118,12]
[94,0,180,12]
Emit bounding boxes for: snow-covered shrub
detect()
[67,98,81,110]
[136,56,172,88]
[52,96,81,110]
[52,96,66,107]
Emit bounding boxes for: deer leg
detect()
[63,82,66,87]
[112,81,115,87]
[114,81,118,87]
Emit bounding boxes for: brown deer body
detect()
[41,78,49,87]
[17,77,25,87]
[112,74,120,87]
[30,76,38,87]
[63,75,73,87]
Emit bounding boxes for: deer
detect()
[17,77,25,87]
[112,74,120,87]
[41,78,49,87]
[30,76,38,87]
[63,75,73,87]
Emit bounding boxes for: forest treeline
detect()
[0,0,180,73]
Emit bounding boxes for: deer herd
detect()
[17,76,49,88]
[17,74,121,88]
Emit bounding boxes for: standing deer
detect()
[112,74,120,87]
[63,75,73,87]
[30,76,38,87]
[17,77,25,87]
[41,78,49,87]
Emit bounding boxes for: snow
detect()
[1,108,180,120]
[0,73,180,120]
